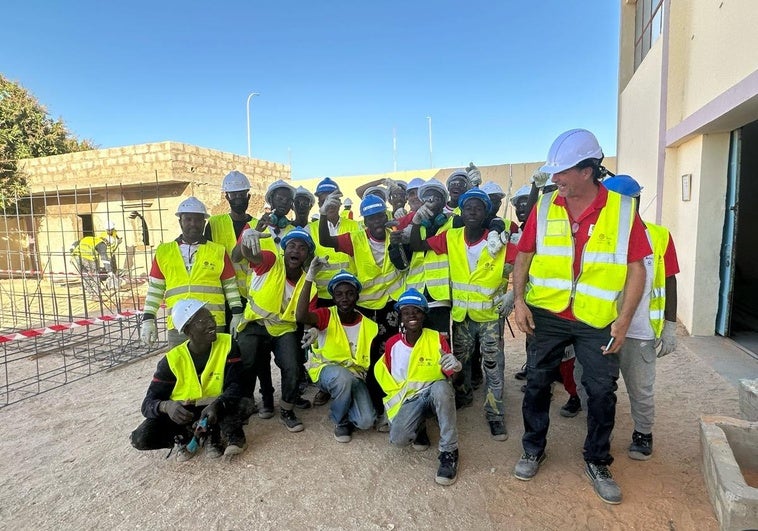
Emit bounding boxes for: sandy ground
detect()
[0,329,742,530]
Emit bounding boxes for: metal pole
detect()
[427,116,433,168]
[246,92,260,158]
[393,127,397,172]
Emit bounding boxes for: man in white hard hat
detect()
[341,197,354,220]
[293,186,316,228]
[511,129,651,505]
[255,179,297,251]
[405,178,425,212]
[141,197,244,348]
[130,299,248,461]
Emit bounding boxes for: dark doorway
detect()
[78,214,94,237]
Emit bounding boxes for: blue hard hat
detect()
[406,177,425,192]
[360,194,387,217]
[603,174,643,198]
[394,288,429,313]
[280,228,315,253]
[327,269,362,297]
[315,177,340,195]
[457,187,493,213]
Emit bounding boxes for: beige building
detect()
[616,1,758,344]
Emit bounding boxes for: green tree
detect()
[0,74,95,208]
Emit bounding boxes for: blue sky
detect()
[3,1,621,180]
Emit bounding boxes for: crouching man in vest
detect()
[234,227,316,432]
[130,299,248,461]
[374,288,462,486]
[296,268,378,442]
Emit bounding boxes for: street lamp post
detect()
[246,92,260,158]
[427,116,433,168]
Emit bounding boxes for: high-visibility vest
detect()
[351,230,405,309]
[341,209,353,220]
[306,307,378,382]
[155,241,227,330]
[309,218,360,299]
[71,236,106,261]
[207,214,251,299]
[447,228,507,323]
[525,190,635,328]
[406,226,451,302]
[166,333,231,402]
[241,255,315,337]
[374,329,446,420]
[645,223,669,338]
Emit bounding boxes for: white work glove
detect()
[301,327,319,349]
[494,290,515,318]
[140,319,157,347]
[466,162,482,187]
[657,320,677,358]
[487,231,505,257]
[241,228,271,256]
[439,351,462,373]
[509,230,522,245]
[412,204,434,225]
[531,171,550,188]
[319,191,342,216]
[229,313,244,338]
[393,207,408,220]
[305,256,329,282]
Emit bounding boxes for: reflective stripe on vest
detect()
[526,190,634,328]
[306,307,378,382]
[646,223,669,338]
[207,214,250,298]
[156,241,227,330]
[447,228,507,323]
[309,218,360,299]
[351,230,405,309]
[166,333,231,401]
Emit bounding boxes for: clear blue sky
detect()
[3,1,621,180]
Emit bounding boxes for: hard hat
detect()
[394,180,408,191]
[315,177,340,195]
[294,186,316,208]
[458,188,493,213]
[406,177,425,192]
[539,129,604,175]
[175,196,209,219]
[602,174,643,198]
[343,198,353,208]
[105,220,117,230]
[394,288,429,313]
[171,299,206,333]
[481,181,505,198]
[265,179,296,205]
[327,269,362,297]
[446,170,470,188]
[360,195,387,217]
[279,227,315,253]
[418,179,449,203]
[221,170,251,193]
[363,185,387,201]
[510,184,532,205]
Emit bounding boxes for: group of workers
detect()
[129,128,679,501]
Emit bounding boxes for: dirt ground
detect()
[0,328,741,530]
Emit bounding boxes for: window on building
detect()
[634,0,665,70]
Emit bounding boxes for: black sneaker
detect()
[313,389,331,406]
[224,429,247,457]
[560,395,582,418]
[515,364,527,380]
[585,462,622,504]
[334,422,353,443]
[412,425,430,451]
[488,420,508,441]
[435,449,459,486]
[206,429,224,459]
[514,452,546,480]
[628,431,653,460]
[258,396,275,419]
[295,397,312,410]
[280,408,304,432]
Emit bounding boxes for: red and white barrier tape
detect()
[0,310,144,344]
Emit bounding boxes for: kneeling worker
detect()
[130,299,248,461]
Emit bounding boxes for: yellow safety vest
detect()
[374,329,446,420]
[155,241,227,330]
[166,333,231,402]
[525,190,635,328]
[241,255,315,336]
[447,228,507,323]
[309,218,360,299]
[351,230,405,309]
[645,223,669,338]
[71,236,106,261]
[406,226,451,302]
[306,307,378,382]
[207,214,252,299]
[340,209,352,220]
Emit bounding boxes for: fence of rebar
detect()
[0,178,178,408]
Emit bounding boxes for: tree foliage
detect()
[0,74,95,208]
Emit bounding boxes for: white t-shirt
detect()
[368,235,385,267]
[179,242,199,272]
[625,252,656,340]
[466,238,487,273]
[389,337,414,381]
[317,317,362,358]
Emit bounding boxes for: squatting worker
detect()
[511,129,651,505]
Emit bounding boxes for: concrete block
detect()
[740,379,758,421]
[700,415,758,530]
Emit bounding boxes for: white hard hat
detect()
[539,129,604,175]
[417,179,449,202]
[175,196,209,219]
[171,299,206,333]
[222,170,251,193]
[294,186,316,207]
[510,184,532,205]
[265,179,296,205]
[481,181,505,198]
[105,220,116,230]
[344,198,353,207]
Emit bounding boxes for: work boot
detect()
[514,363,527,380]
[258,395,275,420]
[412,424,430,451]
[585,462,622,504]
[628,431,653,461]
[313,389,331,406]
[488,420,508,441]
[175,444,196,463]
[206,429,224,459]
[280,408,304,433]
[295,396,312,410]
[224,429,247,457]
[374,412,390,433]
[560,395,582,418]
[513,452,546,481]
[334,422,354,443]
[435,449,459,486]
